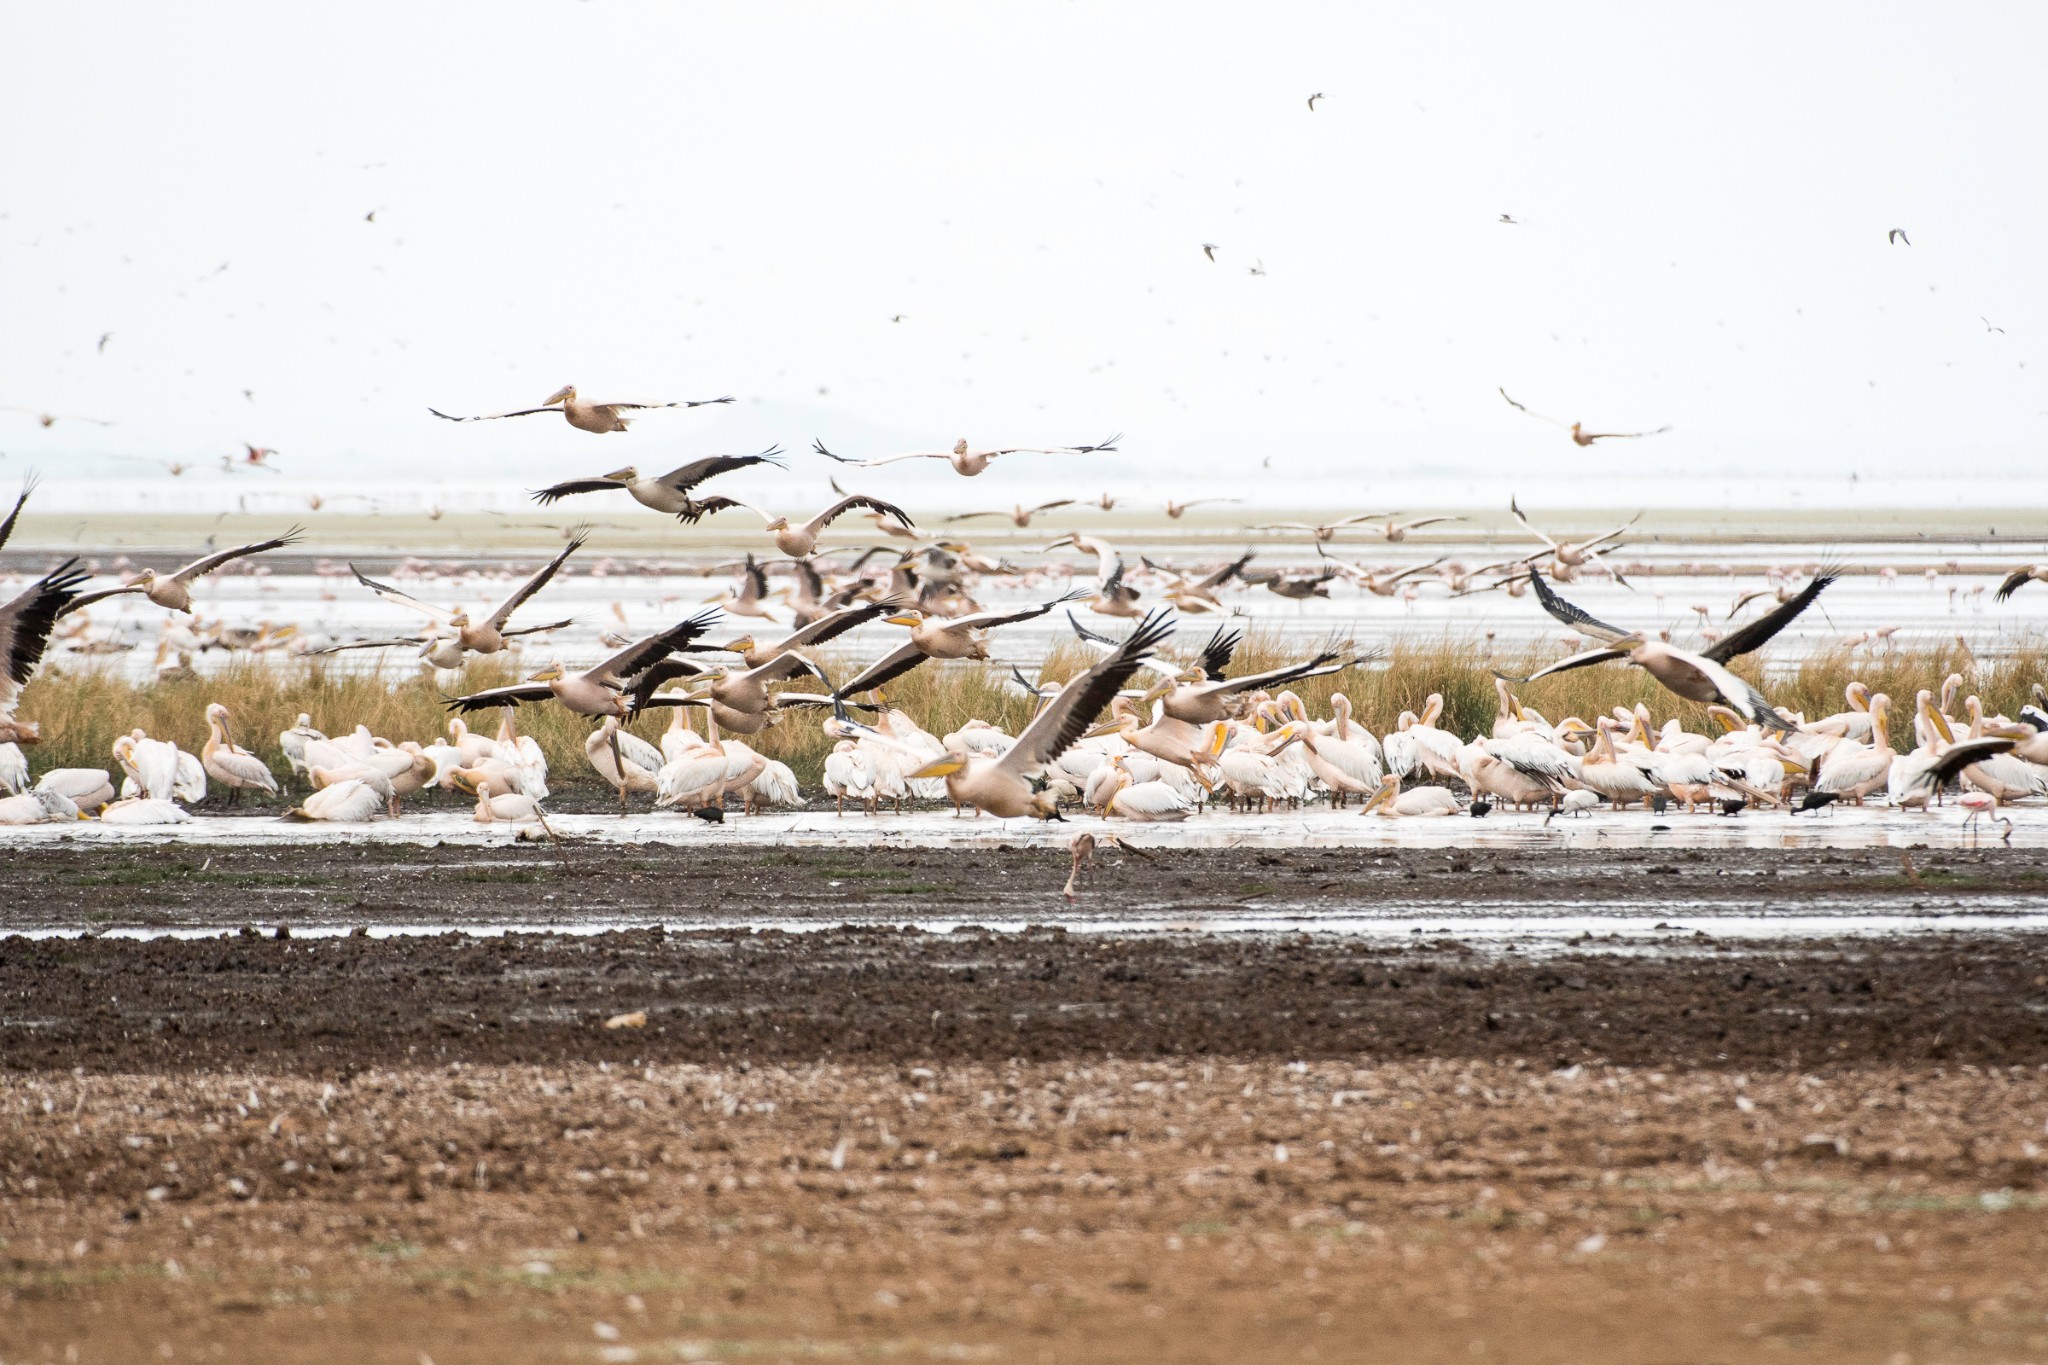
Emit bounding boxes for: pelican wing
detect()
[349,564,456,622]
[0,559,90,706]
[686,496,769,525]
[482,532,586,631]
[54,583,145,617]
[499,617,575,640]
[0,474,36,554]
[748,651,828,686]
[429,405,559,423]
[1527,570,1630,643]
[1066,609,1118,647]
[1994,567,2039,602]
[1579,425,1672,440]
[1507,496,1563,551]
[1499,389,1569,430]
[173,526,305,585]
[656,447,785,494]
[941,510,1011,523]
[806,495,913,536]
[1703,573,1835,663]
[1658,645,1796,733]
[530,478,624,505]
[765,599,900,656]
[1195,551,1256,592]
[1197,622,1243,679]
[588,607,725,686]
[1516,649,1630,683]
[1029,499,1077,516]
[812,439,953,467]
[1902,737,2018,796]
[620,657,714,714]
[306,636,426,656]
[947,589,1089,632]
[1197,651,1347,699]
[1001,608,1176,776]
[832,641,930,698]
[444,683,555,714]
[607,396,735,412]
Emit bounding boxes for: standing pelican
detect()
[1513,569,1833,732]
[316,534,584,665]
[531,448,784,522]
[0,560,92,746]
[430,386,733,433]
[695,492,914,558]
[898,611,1176,819]
[60,528,304,617]
[200,704,279,804]
[813,434,1118,478]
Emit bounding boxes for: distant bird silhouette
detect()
[1498,213,1520,225]
[1888,229,1910,246]
[1306,92,1324,111]
[1201,243,1218,262]
[1983,316,2005,334]
[1247,260,1266,277]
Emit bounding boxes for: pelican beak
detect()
[1208,725,1229,757]
[1082,721,1121,740]
[908,757,966,779]
[883,614,924,628]
[603,467,636,482]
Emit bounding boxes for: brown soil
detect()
[3,842,2047,1363]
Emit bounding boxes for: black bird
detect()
[1469,798,1493,818]
[1794,791,1840,816]
[691,806,725,824]
[1717,799,1747,817]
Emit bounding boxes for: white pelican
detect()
[1507,496,1641,569]
[61,530,303,617]
[469,787,553,830]
[899,611,1175,819]
[1517,569,1832,732]
[446,610,724,721]
[1574,720,1664,810]
[1957,697,2048,803]
[944,499,1077,528]
[1386,697,1464,783]
[813,434,1118,478]
[1890,696,2017,809]
[200,704,280,804]
[0,741,24,794]
[717,599,901,670]
[100,797,194,825]
[278,714,327,783]
[0,474,37,553]
[37,768,115,808]
[1154,649,1349,726]
[430,385,733,434]
[0,788,80,824]
[740,759,802,813]
[1809,694,1895,805]
[316,537,584,666]
[283,778,383,822]
[1097,695,1221,778]
[532,448,784,521]
[1544,789,1603,822]
[0,560,92,746]
[1499,391,1671,446]
[695,492,914,559]
[822,740,879,815]
[1361,775,1461,818]
[587,717,661,800]
[1102,760,1195,822]
[1251,513,1397,543]
[1209,722,1312,812]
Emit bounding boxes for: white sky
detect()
[4,1,2045,506]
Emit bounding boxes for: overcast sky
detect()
[4,2,2044,505]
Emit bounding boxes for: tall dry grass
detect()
[13,635,2045,793]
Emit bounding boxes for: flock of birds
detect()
[2,385,2048,841]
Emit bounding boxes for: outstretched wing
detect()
[610,396,735,411]
[1579,425,1672,441]
[1498,389,1568,429]
[948,589,1089,632]
[349,564,455,622]
[1904,737,2015,795]
[1513,650,1630,684]
[443,683,555,714]
[0,473,37,554]
[430,405,558,423]
[811,438,950,468]
[483,532,587,631]
[1994,568,2038,603]
[306,636,425,656]
[656,447,784,494]
[531,478,623,506]
[1197,622,1243,679]
[1001,608,1175,774]
[173,526,305,585]
[832,641,929,698]
[1703,573,1835,663]
[0,559,92,704]
[764,599,900,656]
[588,607,725,686]
[808,495,914,535]
[1196,551,1256,592]
[1527,569,1631,644]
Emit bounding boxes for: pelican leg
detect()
[610,730,628,812]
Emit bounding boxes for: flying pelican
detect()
[1511,568,1833,732]
[718,598,902,670]
[200,703,279,804]
[649,652,836,737]
[1509,498,1641,571]
[812,434,1119,478]
[0,560,92,746]
[1164,497,1241,519]
[316,535,583,666]
[944,499,1076,528]
[1498,389,1671,446]
[1994,565,2048,601]
[695,493,914,558]
[0,405,111,429]
[0,473,35,553]
[1140,553,1255,613]
[430,386,734,434]
[1252,512,1397,542]
[445,609,724,719]
[1362,514,1467,542]
[60,528,304,617]
[1360,775,1462,818]
[832,591,1086,698]
[1153,649,1349,726]
[531,448,784,522]
[897,611,1176,818]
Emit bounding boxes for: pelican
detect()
[812,434,1118,478]
[714,599,902,671]
[898,610,1175,819]
[1508,498,1640,570]
[1097,695,1222,777]
[276,778,382,822]
[1958,697,2048,802]
[1154,649,1349,726]
[1361,775,1462,818]
[1809,695,1895,804]
[0,561,93,745]
[0,739,27,794]
[944,499,1076,528]
[1102,758,1195,821]
[200,704,279,804]
[1574,719,1664,810]
[1252,513,1398,542]
[1891,699,2017,808]
[833,591,1085,698]
[0,788,80,824]
[1513,569,1832,732]
[430,385,733,433]
[1994,565,2048,602]
[586,716,662,799]
[1209,721,1312,812]
[532,448,783,521]
[100,797,194,825]
[822,739,879,815]
[1164,497,1240,519]
[463,781,554,830]
[445,609,723,719]
[37,768,115,808]
[316,535,583,665]
[278,714,327,783]
[694,492,913,559]
[1383,697,1464,782]
[652,652,834,737]
[60,529,303,617]
[1144,552,1255,613]
[0,473,35,553]
[1499,389,1671,446]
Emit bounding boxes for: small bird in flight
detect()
[1248,260,1267,277]
[890,314,906,323]
[1499,388,1670,447]
[1498,213,1520,225]
[1,406,112,429]
[96,332,113,354]
[1201,243,1218,262]
[1983,316,2006,334]
[1306,92,1324,111]
[1888,229,1910,246]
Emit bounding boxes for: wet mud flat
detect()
[4,844,2048,1363]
